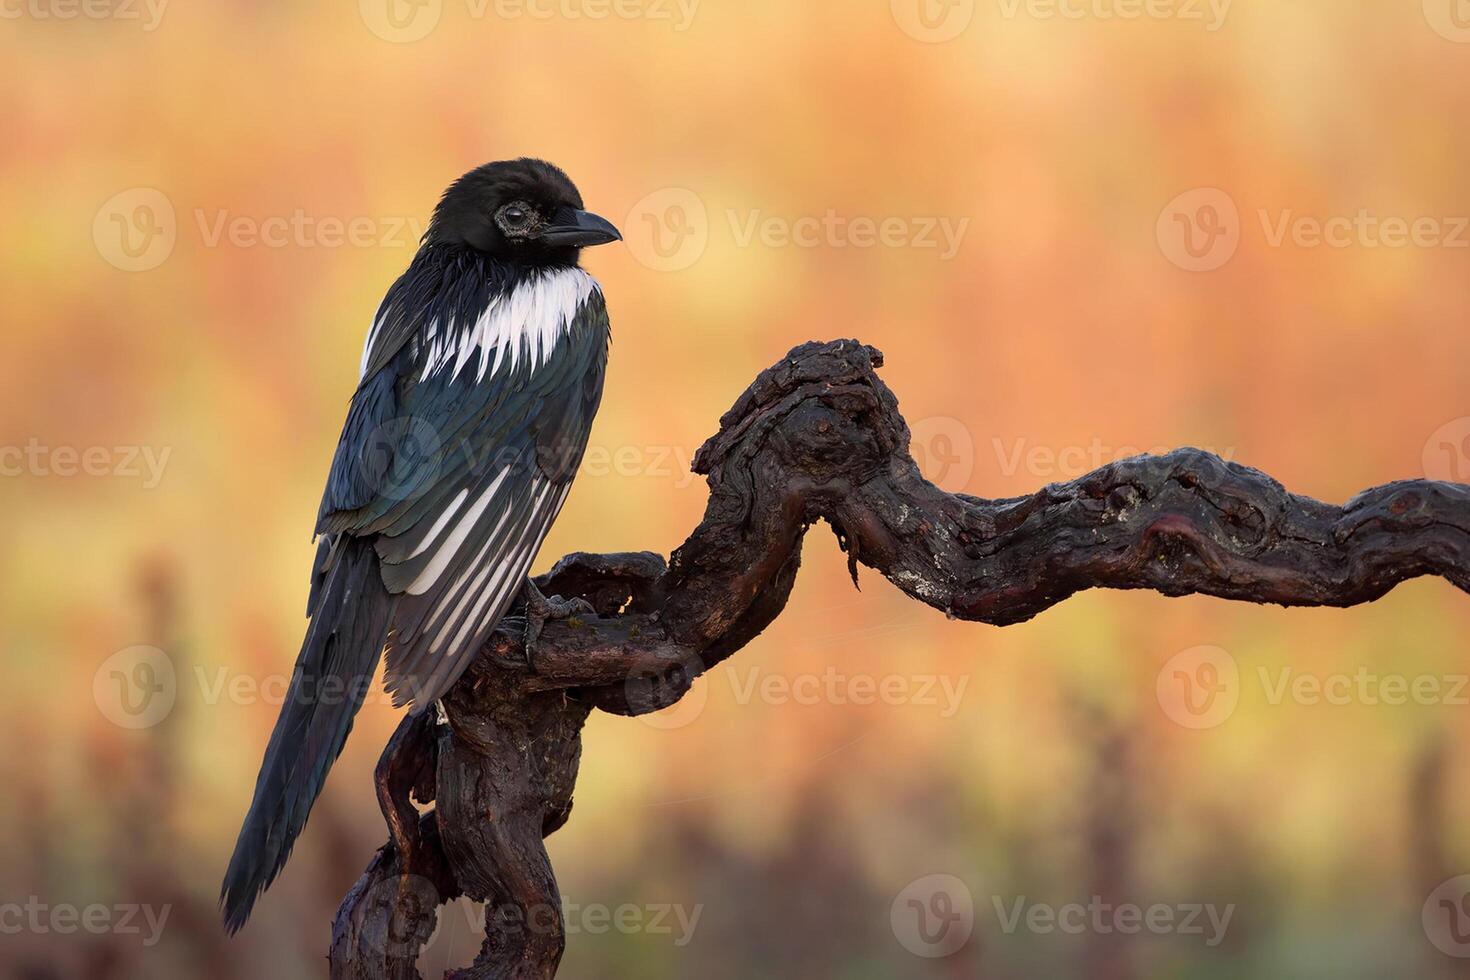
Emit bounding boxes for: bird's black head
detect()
[426,158,621,267]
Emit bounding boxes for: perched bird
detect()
[220,159,621,932]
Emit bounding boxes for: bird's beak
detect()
[540,207,622,248]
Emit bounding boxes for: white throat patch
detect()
[430,266,600,382]
[362,267,601,382]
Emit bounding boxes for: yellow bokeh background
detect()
[3,1,1470,976]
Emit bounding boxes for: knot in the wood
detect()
[692,339,893,477]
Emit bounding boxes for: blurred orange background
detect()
[4,1,1470,976]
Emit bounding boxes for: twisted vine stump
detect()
[329,339,1470,979]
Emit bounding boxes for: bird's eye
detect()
[500,204,530,227]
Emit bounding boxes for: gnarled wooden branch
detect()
[330,339,1470,979]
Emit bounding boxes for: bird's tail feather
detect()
[220,536,393,933]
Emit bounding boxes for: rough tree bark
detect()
[328,339,1470,979]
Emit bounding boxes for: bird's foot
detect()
[520,578,595,670]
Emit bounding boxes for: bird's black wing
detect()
[317,279,609,709]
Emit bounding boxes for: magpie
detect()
[220,159,621,933]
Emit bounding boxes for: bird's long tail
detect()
[220,535,394,933]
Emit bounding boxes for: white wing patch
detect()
[359,309,388,379]
[405,469,510,595]
[404,475,573,659]
[406,487,470,561]
[436,481,562,657]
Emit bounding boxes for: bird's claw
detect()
[520,579,595,671]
